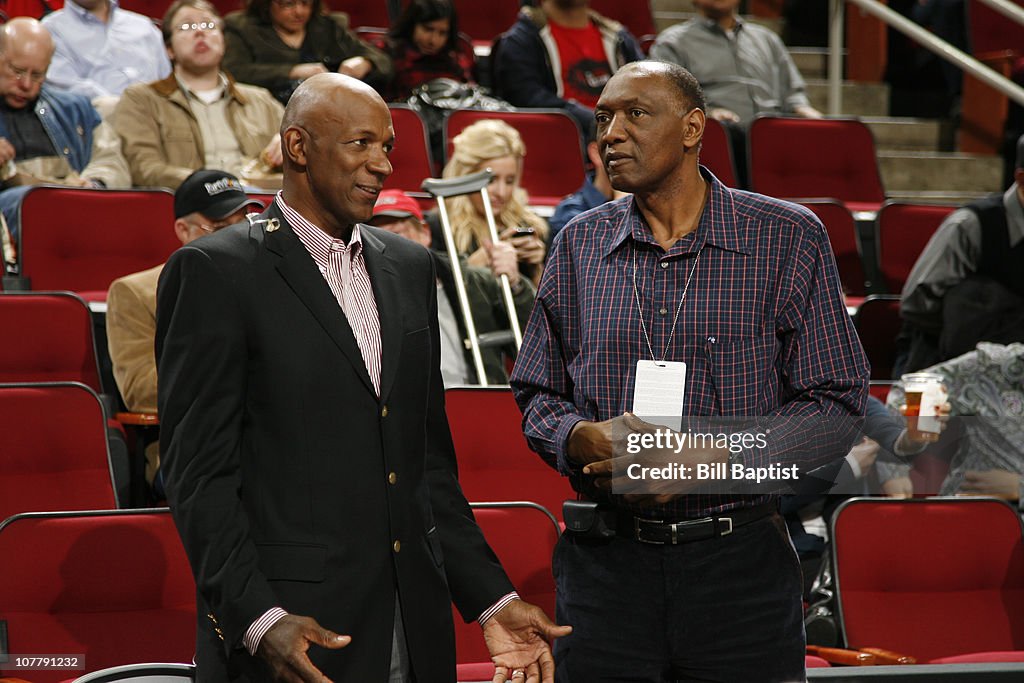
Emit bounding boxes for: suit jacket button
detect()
[381,405,389,417]
[393,540,401,553]
[388,472,397,485]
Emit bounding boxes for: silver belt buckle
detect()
[717,517,734,536]
[634,517,665,545]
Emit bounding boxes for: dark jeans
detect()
[553,513,806,682]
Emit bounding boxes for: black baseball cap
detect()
[174,169,261,219]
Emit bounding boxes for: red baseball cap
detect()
[372,189,424,221]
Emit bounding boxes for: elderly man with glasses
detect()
[114,0,284,190]
[0,17,129,242]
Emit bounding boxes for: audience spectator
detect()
[369,189,535,386]
[493,0,643,137]
[432,118,548,286]
[0,17,130,240]
[650,0,820,186]
[41,0,171,101]
[650,0,820,125]
[548,128,625,241]
[380,0,474,101]
[878,342,1024,508]
[114,0,284,190]
[897,134,1024,375]
[222,0,392,104]
[106,169,261,492]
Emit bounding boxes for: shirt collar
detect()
[698,14,745,35]
[276,191,364,266]
[603,166,752,258]
[176,72,229,101]
[68,0,120,23]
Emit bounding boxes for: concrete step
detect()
[790,48,830,80]
[878,151,1003,194]
[863,116,945,152]
[806,79,889,117]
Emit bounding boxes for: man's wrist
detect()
[243,607,289,655]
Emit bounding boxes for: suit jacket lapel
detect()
[361,227,403,403]
[261,203,376,397]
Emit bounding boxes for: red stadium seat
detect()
[0,382,118,523]
[445,386,575,522]
[831,497,1024,663]
[748,117,886,213]
[853,295,901,380]
[875,200,956,295]
[387,104,438,191]
[589,0,656,45]
[797,199,867,298]
[14,187,177,302]
[444,109,585,206]
[0,509,196,683]
[450,0,521,44]
[454,502,560,676]
[0,292,103,391]
[701,117,739,188]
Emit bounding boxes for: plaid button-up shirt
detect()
[510,170,869,519]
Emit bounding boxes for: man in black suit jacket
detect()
[156,73,569,682]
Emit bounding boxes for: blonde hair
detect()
[441,119,548,254]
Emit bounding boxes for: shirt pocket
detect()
[705,332,779,416]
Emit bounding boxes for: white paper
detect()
[632,360,687,431]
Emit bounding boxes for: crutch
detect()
[422,169,523,386]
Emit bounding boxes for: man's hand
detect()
[338,56,372,79]
[708,107,740,123]
[569,413,728,505]
[0,137,15,165]
[289,63,329,80]
[849,436,880,475]
[261,133,284,169]
[882,477,913,498]
[258,614,350,682]
[794,104,824,119]
[960,469,1022,500]
[483,599,571,683]
[483,238,521,288]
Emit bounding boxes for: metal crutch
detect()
[422,169,524,386]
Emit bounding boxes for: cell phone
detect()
[513,227,535,236]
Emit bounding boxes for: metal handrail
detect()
[827,0,1024,115]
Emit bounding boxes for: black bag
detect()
[406,78,514,162]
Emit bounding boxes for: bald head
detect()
[0,18,54,109]
[280,73,395,239]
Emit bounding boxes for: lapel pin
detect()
[266,218,280,232]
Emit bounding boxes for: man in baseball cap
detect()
[106,169,261,497]
[369,188,536,386]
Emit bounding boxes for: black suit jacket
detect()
[156,201,514,682]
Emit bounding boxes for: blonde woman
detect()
[434,119,548,285]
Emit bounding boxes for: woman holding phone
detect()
[433,118,548,285]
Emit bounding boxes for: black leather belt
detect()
[617,502,776,545]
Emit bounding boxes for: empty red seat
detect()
[0,509,196,683]
[748,116,886,213]
[831,497,1024,663]
[0,292,103,391]
[875,200,956,295]
[14,187,177,302]
[445,386,575,522]
[0,382,118,523]
[701,117,739,188]
[454,502,560,676]
[853,295,902,380]
[387,104,438,191]
[445,109,585,206]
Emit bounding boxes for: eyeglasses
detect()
[272,0,314,8]
[175,20,222,33]
[3,62,46,84]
